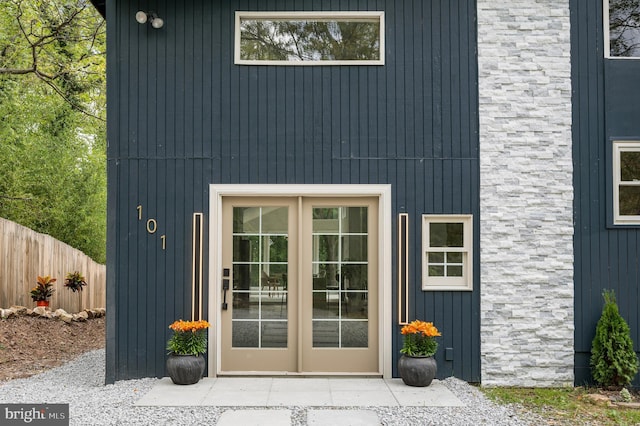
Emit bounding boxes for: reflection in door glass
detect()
[312,207,368,348]
[232,207,288,348]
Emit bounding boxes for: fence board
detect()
[0,217,105,312]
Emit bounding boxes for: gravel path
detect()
[0,349,539,425]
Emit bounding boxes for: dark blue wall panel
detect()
[106,0,479,382]
[571,0,640,386]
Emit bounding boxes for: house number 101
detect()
[137,205,166,250]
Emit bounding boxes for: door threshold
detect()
[215,372,383,378]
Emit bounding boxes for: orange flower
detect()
[423,322,441,337]
[401,320,441,337]
[169,319,211,333]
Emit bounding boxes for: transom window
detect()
[605,0,640,58]
[613,141,640,224]
[235,11,385,65]
[422,215,473,291]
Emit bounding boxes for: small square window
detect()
[613,141,640,224]
[422,215,472,291]
[605,0,640,58]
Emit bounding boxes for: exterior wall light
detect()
[135,11,164,29]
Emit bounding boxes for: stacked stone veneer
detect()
[478,1,574,386]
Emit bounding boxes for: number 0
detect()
[146,219,157,234]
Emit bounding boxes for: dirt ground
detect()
[0,315,105,383]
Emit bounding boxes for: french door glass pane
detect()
[342,321,368,347]
[232,206,288,348]
[311,206,368,348]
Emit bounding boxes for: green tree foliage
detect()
[0,0,106,263]
[590,290,639,388]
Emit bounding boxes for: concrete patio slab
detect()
[307,409,381,426]
[135,377,464,408]
[217,409,291,426]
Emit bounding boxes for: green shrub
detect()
[590,289,639,388]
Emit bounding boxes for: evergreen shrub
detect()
[590,289,639,388]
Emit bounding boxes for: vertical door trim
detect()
[297,197,304,373]
[209,184,393,378]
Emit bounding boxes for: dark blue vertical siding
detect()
[571,0,640,386]
[106,0,479,382]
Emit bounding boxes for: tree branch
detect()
[1,0,105,121]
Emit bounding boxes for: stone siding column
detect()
[478,1,574,386]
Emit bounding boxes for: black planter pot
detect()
[397,355,437,387]
[166,354,205,385]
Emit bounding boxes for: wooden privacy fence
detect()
[0,217,105,313]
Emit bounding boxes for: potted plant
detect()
[398,319,441,386]
[166,319,210,385]
[64,271,87,292]
[30,275,56,307]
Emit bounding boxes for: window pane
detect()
[429,265,445,276]
[240,17,381,61]
[233,264,259,291]
[341,264,367,290]
[232,292,258,319]
[313,208,339,232]
[430,223,464,247]
[343,292,367,319]
[447,252,463,263]
[232,321,259,347]
[261,321,287,348]
[341,321,368,348]
[313,291,339,318]
[267,236,288,262]
[447,265,463,277]
[342,235,367,261]
[621,151,640,181]
[233,236,259,262]
[262,294,287,320]
[342,207,368,232]
[428,252,444,263]
[261,207,288,233]
[313,321,339,347]
[609,0,640,57]
[233,207,260,233]
[619,186,640,215]
[315,235,339,261]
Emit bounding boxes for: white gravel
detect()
[0,349,538,425]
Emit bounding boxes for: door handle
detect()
[222,279,229,310]
[222,268,230,310]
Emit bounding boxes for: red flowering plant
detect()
[167,320,211,356]
[400,320,441,357]
[30,275,56,301]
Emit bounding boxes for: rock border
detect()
[0,305,106,323]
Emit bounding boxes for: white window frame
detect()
[234,11,385,66]
[604,0,640,59]
[422,215,473,291]
[613,140,640,224]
